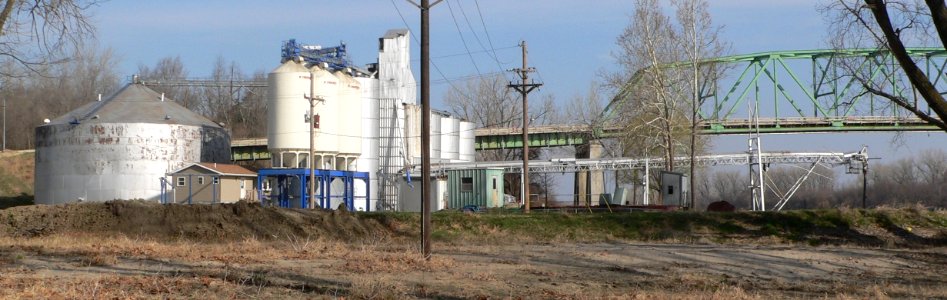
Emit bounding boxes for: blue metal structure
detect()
[281,39,355,71]
[256,168,370,211]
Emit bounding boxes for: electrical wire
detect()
[445,0,482,77]
[388,0,486,104]
[473,0,510,73]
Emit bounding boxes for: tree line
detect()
[0,47,268,150]
[700,149,947,209]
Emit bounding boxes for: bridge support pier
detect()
[574,140,605,207]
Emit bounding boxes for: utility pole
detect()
[305,72,323,210]
[508,41,542,213]
[406,0,442,260]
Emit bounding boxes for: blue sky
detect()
[90,0,942,162]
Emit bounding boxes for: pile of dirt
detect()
[0,201,397,242]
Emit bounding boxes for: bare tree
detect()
[825,0,947,131]
[0,0,99,76]
[443,74,557,199]
[674,0,728,209]
[3,44,119,149]
[607,0,726,207]
[137,56,191,108]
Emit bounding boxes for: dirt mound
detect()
[0,201,396,241]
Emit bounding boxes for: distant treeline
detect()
[2,47,267,150]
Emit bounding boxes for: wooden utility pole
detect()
[407,0,443,260]
[508,41,542,213]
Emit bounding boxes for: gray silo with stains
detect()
[34,83,230,204]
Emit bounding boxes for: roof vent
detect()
[92,115,99,119]
[164,115,171,120]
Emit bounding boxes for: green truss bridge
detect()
[215,48,945,160]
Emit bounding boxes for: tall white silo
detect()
[310,65,340,169]
[334,70,362,170]
[459,121,476,162]
[34,84,230,204]
[267,61,341,169]
[267,61,308,168]
[355,76,379,210]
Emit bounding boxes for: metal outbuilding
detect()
[34,83,231,204]
[447,168,505,209]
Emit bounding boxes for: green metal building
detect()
[447,168,505,209]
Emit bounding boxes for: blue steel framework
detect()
[256,168,370,211]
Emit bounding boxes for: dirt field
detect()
[0,201,944,299]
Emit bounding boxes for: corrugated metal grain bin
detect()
[447,168,505,209]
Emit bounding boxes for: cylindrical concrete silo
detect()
[34,84,230,204]
[355,76,379,210]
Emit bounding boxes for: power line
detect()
[389,0,486,104]
[473,0,510,74]
[411,46,518,61]
[445,0,482,77]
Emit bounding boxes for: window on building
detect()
[492,177,497,190]
[197,176,205,185]
[461,177,473,192]
[213,177,220,185]
[176,177,186,186]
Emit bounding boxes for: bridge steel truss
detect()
[602,48,947,135]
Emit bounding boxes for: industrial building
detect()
[259,29,476,211]
[34,84,231,204]
[33,29,476,210]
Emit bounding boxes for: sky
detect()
[90,0,943,164]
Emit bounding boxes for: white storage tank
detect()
[430,112,441,161]
[34,84,230,204]
[459,120,476,162]
[441,116,460,161]
[355,76,379,210]
[334,70,363,165]
[266,61,343,168]
[310,65,340,169]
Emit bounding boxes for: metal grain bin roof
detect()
[49,83,222,128]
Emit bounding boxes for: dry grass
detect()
[0,230,943,299]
